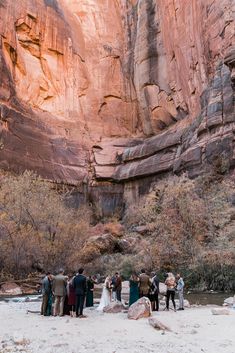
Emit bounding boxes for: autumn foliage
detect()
[0,171,90,277]
[0,170,234,291]
[123,174,235,290]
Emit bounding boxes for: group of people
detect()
[41,268,185,317]
[165,272,185,311]
[41,268,94,318]
[96,269,184,312]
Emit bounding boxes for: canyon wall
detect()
[0,0,234,214]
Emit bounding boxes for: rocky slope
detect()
[0,0,234,214]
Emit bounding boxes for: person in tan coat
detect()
[52,269,68,316]
[139,269,151,297]
[165,272,176,311]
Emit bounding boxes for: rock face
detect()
[0,0,234,214]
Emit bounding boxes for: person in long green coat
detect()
[129,272,140,306]
[86,276,94,307]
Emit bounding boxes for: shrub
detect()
[124,174,235,289]
[0,171,90,278]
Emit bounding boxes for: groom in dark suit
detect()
[73,268,87,318]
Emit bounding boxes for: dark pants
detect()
[166,290,176,309]
[41,294,49,315]
[116,289,121,302]
[76,294,85,316]
[152,293,159,311]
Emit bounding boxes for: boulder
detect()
[211,308,230,315]
[0,283,22,295]
[159,283,167,295]
[116,238,133,253]
[148,317,172,332]
[103,302,125,313]
[80,233,116,262]
[223,296,235,307]
[128,297,151,320]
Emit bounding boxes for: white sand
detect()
[0,301,235,353]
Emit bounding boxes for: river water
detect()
[0,290,233,306]
[93,288,233,306]
[184,292,233,306]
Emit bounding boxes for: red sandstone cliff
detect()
[0,0,234,212]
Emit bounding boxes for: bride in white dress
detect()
[97,276,112,311]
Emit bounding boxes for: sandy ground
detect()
[0,301,235,353]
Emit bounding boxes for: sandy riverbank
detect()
[0,300,234,353]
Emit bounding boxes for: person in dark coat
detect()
[63,291,70,315]
[111,274,117,301]
[63,277,71,316]
[73,268,87,318]
[115,272,122,302]
[151,272,160,311]
[41,272,53,316]
[86,276,94,307]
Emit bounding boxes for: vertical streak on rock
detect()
[146,0,158,85]
[123,0,140,132]
[133,0,154,136]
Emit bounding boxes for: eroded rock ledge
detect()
[93,57,235,182]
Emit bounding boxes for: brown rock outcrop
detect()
[128,296,151,320]
[0,0,234,214]
[79,233,118,263]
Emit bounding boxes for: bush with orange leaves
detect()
[124,174,235,290]
[0,171,90,278]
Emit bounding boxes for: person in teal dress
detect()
[46,292,53,316]
[45,274,53,316]
[129,272,140,306]
[86,276,94,307]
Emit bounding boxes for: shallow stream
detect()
[0,290,233,306]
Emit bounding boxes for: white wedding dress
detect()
[97,277,111,311]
